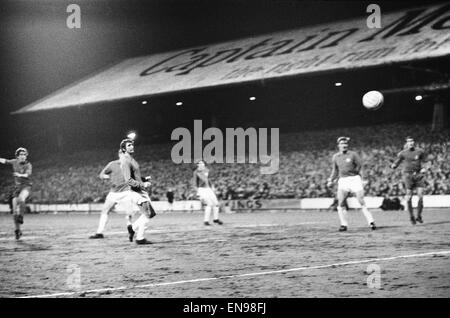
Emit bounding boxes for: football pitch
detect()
[0,209,449,298]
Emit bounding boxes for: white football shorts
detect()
[197,187,219,206]
[338,175,364,193]
[105,190,150,214]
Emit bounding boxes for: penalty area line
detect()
[19,250,450,298]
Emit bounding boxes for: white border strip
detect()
[2,195,450,213]
[19,250,450,298]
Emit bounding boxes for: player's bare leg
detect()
[213,205,223,225]
[204,205,212,225]
[126,214,132,226]
[212,204,223,225]
[132,202,153,245]
[405,189,416,225]
[356,190,376,230]
[132,213,150,243]
[337,189,349,231]
[126,213,135,242]
[12,197,18,215]
[125,213,137,241]
[416,187,424,223]
[14,189,29,240]
[212,192,223,225]
[90,199,116,239]
[12,197,21,239]
[148,201,156,218]
[121,200,137,241]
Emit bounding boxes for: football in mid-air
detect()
[362,90,384,110]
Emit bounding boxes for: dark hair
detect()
[15,147,28,157]
[119,139,134,152]
[336,136,350,144]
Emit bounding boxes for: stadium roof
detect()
[13,3,450,114]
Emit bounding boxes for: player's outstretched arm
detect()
[353,153,368,184]
[192,171,199,194]
[99,173,110,179]
[390,160,399,169]
[99,162,111,179]
[0,158,16,165]
[327,155,338,186]
[391,152,403,169]
[26,163,32,177]
[420,152,432,173]
[141,176,152,189]
[353,152,362,174]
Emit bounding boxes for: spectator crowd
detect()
[1,123,449,203]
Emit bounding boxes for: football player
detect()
[120,139,156,245]
[327,137,376,232]
[89,150,137,240]
[391,136,430,224]
[193,160,223,226]
[0,148,32,239]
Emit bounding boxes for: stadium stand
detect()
[1,123,449,203]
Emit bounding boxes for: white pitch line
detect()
[19,250,450,298]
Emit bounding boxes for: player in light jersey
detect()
[327,137,376,232]
[193,160,223,226]
[391,136,430,225]
[89,150,137,240]
[0,147,32,240]
[120,139,156,245]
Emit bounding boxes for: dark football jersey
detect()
[5,159,32,186]
[193,168,211,188]
[393,148,425,173]
[329,151,362,180]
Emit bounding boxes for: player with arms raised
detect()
[0,148,32,240]
[193,160,223,226]
[327,137,376,232]
[391,136,430,225]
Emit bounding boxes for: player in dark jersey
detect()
[120,139,156,245]
[0,147,32,240]
[327,137,376,232]
[89,150,137,240]
[391,137,429,225]
[193,160,223,226]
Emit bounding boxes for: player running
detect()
[120,138,156,245]
[0,148,32,240]
[391,136,429,225]
[327,137,376,232]
[89,150,136,240]
[193,160,223,226]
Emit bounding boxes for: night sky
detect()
[0,0,446,153]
